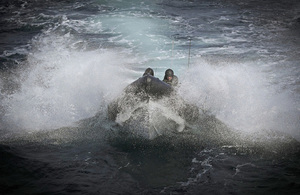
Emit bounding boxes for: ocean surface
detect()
[0,0,300,194]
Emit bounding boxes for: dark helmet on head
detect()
[143,68,154,76]
[165,69,174,77]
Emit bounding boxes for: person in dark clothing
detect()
[163,69,178,86]
[143,68,154,76]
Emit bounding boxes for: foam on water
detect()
[0,1,299,194]
[0,32,137,131]
[0,0,299,143]
[178,58,300,140]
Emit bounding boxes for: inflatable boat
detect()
[107,74,199,139]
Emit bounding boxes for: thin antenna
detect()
[172,40,174,57]
[171,40,174,67]
[188,38,191,68]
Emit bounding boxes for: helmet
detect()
[143,68,154,76]
[165,69,174,77]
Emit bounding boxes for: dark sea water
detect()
[1,0,300,194]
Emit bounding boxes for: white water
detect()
[1,33,136,131]
[178,58,300,140]
[0,0,299,141]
